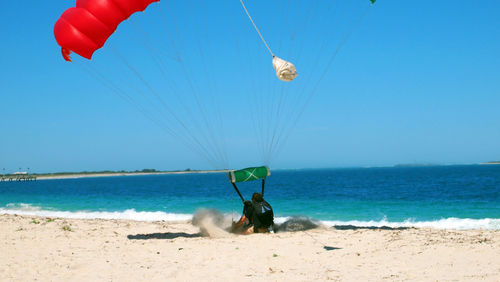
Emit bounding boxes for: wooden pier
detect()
[0,174,37,182]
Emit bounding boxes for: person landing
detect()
[232,192,274,234]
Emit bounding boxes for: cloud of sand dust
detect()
[192,209,233,238]
[274,216,321,232]
[192,210,322,236]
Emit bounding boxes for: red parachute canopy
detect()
[54,0,159,62]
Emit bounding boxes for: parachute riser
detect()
[231,182,245,203]
[261,178,266,197]
[230,178,266,203]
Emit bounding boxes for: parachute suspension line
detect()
[81,64,182,159]
[265,83,286,165]
[259,5,274,165]
[288,0,350,114]
[100,49,187,139]
[275,0,291,55]
[108,45,223,167]
[233,8,267,165]
[127,21,186,100]
[80,62,174,138]
[158,3,182,63]
[199,0,229,168]
[128,18,178,63]
[86,61,221,168]
[313,3,372,99]
[131,3,229,169]
[259,0,373,164]
[265,0,309,165]
[267,1,291,165]
[271,3,374,161]
[265,0,345,163]
[247,0,307,165]
[186,30,227,168]
[241,0,264,164]
[251,0,305,165]
[289,0,329,69]
[76,63,165,134]
[263,1,323,162]
[128,17,228,169]
[156,3,222,157]
[159,1,229,168]
[193,3,229,168]
[260,1,286,165]
[262,0,285,164]
[76,62,220,168]
[239,0,274,57]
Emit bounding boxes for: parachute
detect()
[53,1,377,193]
[239,0,298,82]
[239,0,375,83]
[54,0,159,61]
[272,56,298,82]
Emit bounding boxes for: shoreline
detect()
[34,170,228,180]
[5,163,499,181]
[1,207,499,230]
[1,214,499,281]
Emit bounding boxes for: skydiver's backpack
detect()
[252,200,274,229]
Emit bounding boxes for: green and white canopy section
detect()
[228,166,271,202]
[228,166,271,183]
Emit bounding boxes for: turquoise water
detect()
[1,165,499,229]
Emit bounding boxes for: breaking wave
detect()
[0,203,191,221]
[321,217,500,230]
[1,203,499,229]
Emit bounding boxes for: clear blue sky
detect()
[1,1,499,173]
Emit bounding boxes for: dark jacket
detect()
[243,200,274,231]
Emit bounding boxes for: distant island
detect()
[479,161,500,165]
[393,163,438,168]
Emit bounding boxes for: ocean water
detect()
[1,165,499,230]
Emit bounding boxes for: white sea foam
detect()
[0,203,191,222]
[272,216,500,230]
[1,204,499,229]
[319,217,500,230]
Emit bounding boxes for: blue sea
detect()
[1,165,499,230]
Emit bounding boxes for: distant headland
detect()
[393,163,438,168]
[1,168,229,181]
[479,161,500,165]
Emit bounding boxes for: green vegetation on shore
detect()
[32,168,161,177]
[6,168,225,178]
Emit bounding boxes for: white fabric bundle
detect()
[272,56,298,82]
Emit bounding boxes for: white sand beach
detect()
[35,170,227,180]
[1,214,499,281]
